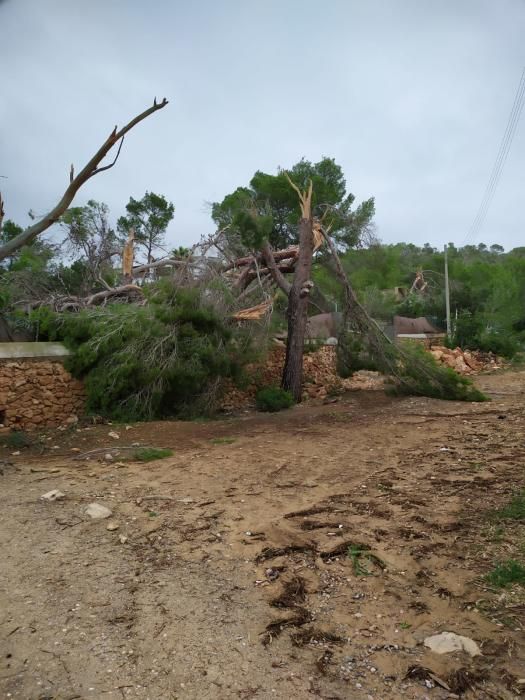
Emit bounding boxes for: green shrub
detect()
[485,560,525,588]
[5,430,32,449]
[452,311,520,358]
[256,386,294,412]
[492,492,525,521]
[476,330,519,358]
[132,448,173,462]
[33,284,252,421]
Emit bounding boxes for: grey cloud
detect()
[0,0,523,251]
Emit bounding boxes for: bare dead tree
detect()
[0,98,168,262]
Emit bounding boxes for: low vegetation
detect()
[256,386,295,412]
[485,560,525,588]
[493,491,525,521]
[132,447,174,462]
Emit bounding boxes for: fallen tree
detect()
[33,283,253,420]
[321,228,488,402]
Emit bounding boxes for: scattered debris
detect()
[270,576,307,608]
[221,346,383,411]
[404,665,451,691]
[107,431,120,440]
[118,534,128,544]
[291,628,346,647]
[424,631,481,657]
[429,346,503,375]
[85,503,113,520]
[260,607,312,646]
[40,489,65,501]
[255,544,316,563]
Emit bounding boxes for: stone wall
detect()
[0,360,85,431]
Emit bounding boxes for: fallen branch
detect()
[223,245,299,272]
[0,98,168,261]
[72,445,162,460]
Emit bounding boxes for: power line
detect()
[462,68,525,247]
[463,69,525,246]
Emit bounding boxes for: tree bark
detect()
[281,216,314,401]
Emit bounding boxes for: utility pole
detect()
[444,244,452,340]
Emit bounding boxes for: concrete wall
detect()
[0,344,85,430]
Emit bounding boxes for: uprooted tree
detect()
[0,98,169,262]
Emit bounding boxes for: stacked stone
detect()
[0,360,85,430]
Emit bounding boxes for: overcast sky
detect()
[1,0,524,253]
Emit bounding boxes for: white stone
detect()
[424,631,481,657]
[85,503,112,520]
[106,521,119,531]
[40,489,65,501]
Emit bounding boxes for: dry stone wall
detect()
[0,360,85,431]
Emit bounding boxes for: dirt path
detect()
[1,371,524,699]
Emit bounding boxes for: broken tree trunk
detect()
[281,181,315,401]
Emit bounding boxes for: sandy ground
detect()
[1,370,524,700]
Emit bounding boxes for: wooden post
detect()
[444,244,452,340]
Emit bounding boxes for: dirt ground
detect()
[1,370,524,700]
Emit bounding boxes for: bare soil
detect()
[1,370,524,700]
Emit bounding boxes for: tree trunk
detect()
[281,216,314,401]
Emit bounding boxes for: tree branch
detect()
[0,98,168,262]
[131,257,200,275]
[261,241,292,295]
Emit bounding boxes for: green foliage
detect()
[347,544,373,577]
[33,283,251,421]
[132,447,173,462]
[388,342,488,402]
[453,311,520,358]
[212,158,374,252]
[117,191,174,262]
[4,430,32,449]
[337,332,379,377]
[255,386,294,412]
[313,241,525,358]
[492,492,525,521]
[484,560,525,588]
[210,437,236,445]
[1,219,56,274]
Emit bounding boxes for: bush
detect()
[452,311,520,358]
[33,284,252,421]
[4,430,32,449]
[476,330,519,358]
[256,386,294,412]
